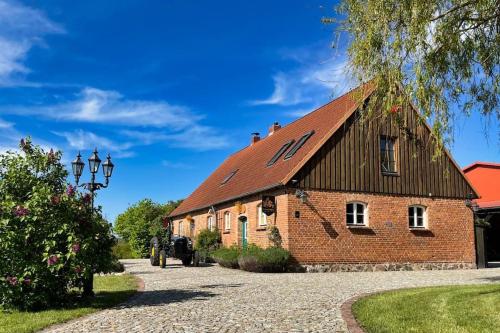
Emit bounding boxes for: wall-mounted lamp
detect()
[465,193,479,212]
[295,189,309,204]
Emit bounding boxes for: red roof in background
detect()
[463,162,500,209]
[170,83,374,217]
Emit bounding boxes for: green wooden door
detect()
[241,218,248,248]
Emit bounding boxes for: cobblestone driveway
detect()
[44,259,500,333]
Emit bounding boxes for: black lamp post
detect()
[71,148,114,297]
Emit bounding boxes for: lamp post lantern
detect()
[71,148,114,297]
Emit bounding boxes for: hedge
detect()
[212,244,290,273]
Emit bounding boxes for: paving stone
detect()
[42,259,500,333]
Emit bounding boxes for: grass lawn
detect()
[0,274,139,333]
[352,284,500,333]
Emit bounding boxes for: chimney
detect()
[251,132,260,145]
[268,122,281,136]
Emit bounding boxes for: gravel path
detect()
[43,259,500,333]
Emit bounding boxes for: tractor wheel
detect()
[193,251,200,267]
[182,255,192,266]
[159,250,166,268]
[150,237,160,266]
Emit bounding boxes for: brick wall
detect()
[287,189,476,266]
[172,189,289,248]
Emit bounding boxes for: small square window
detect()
[409,205,426,228]
[346,202,367,226]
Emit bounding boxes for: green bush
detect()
[194,228,221,252]
[0,138,115,310]
[257,246,290,273]
[112,239,138,259]
[211,245,240,268]
[238,245,290,273]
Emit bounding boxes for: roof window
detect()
[267,140,295,167]
[284,130,315,160]
[220,169,238,185]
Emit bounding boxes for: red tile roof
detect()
[170,83,374,217]
[463,161,500,209]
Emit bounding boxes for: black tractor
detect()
[149,219,199,268]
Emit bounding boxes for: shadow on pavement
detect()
[122,289,217,307]
[199,283,244,289]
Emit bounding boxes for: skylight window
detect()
[267,140,295,167]
[283,130,315,160]
[220,169,238,185]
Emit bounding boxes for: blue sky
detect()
[0,0,498,222]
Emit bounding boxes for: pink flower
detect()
[72,243,81,253]
[47,255,59,266]
[51,195,61,205]
[6,276,18,286]
[66,185,76,197]
[14,206,29,217]
[74,266,82,274]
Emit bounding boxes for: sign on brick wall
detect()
[262,195,276,216]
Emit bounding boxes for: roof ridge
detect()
[463,161,500,172]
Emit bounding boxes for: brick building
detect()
[170,83,478,271]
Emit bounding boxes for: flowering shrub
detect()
[0,138,115,310]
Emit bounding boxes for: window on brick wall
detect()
[346,202,368,226]
[179,221,184,236]
[207,215,215,230]
[257,204,267,226]
[224,211,231,230]
[190,221,195,236]
[409,205,427,228]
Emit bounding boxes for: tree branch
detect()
[430,0,475,22]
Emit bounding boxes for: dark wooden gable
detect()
[292,104,475,199]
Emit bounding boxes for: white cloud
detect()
[0,0,63,86]
[3,87,203,128]
[53,130,135,158]
[121,125,230,151]
[0,117,62,156]
[163,125,231,151]
[249,58,352,107]
[2,85,231,153]
[161,160,195,169]
[0,118,13,128]
[248,43,357,119]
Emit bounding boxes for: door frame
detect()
[239,216,248,248]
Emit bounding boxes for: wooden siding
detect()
[293,105,474,198]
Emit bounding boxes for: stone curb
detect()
[40,274,145,332]
[340,293,370,333]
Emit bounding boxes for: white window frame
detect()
[409,205,427,229]
[257,204,267,227]
[179,221,184,235]
[207,215,215,230]
[224,211,231,230]
[346,202,368,226]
